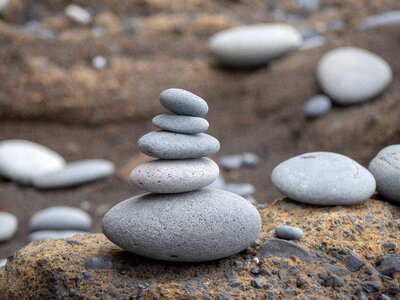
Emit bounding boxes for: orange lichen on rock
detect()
[0,197,398,299]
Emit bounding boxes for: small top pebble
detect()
[159,88,208,117]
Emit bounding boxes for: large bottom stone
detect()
[102,188,261,262]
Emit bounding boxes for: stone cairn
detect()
[103,88,261,262]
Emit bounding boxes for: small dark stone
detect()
[344,252,365,272]
[296,278,306,288]
[229,278,242,287]
[288,266,300,275]
[234,260,244,270]
[379,255,400,276]
[388,283,399,295]
[382,242,396,252]
[81,272,92,280]
[85,257,115,270]
[362,281,380,293]
[251,277,265,288]
[250,267,260,275]
[106,285,118,297]
[326,274,344,288]
[355,224,365,233]
[66,240,83,246]
[258,238,314,262]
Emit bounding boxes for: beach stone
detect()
[159,88,208,117]
[0,212,18,243]
[32,159,115,189]
[303,95,332,118]
[344,251,365,272]
[65,4,92,25]
[207,174,226,189]
[379,255,400,276]
[0,140,66,185]
[28,230,88,241]
[29,206,92,232]
[92,56,107,69]
[102,189,261,262]
[138,131,220,159]
[275,225,304,240]
[152,114,209,134]
[224,183,255,197]
[130,158,219,193]
[209,23,302,68]
[242,152,260,167]
[369,145,400,203]
[358,11,400,30]
[0,0,9,13]
[317,47,392,105]
[271,152,376,205]
[258,238,314,262]
[0,259,6,268]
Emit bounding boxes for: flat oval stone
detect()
[138,131,220,159]
[369,145,400,203]
[29,206,92,231]
[0,212,18,242]
[159,88,208,117]
[131,158,219,193]
[303,95,332,118]
[102,189,261,262]
[209,24,302,68]
[32,159,115,189]
[317,47,392,105]
[275,225,304,240]
[271,152,376,206]
[152,114,209,134]
[28,230,88,241]
[0,140,66,185]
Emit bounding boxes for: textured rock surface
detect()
[1,197,399,299]
[130,158,219,193]
[102,189,261,262]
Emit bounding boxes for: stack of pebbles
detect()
[103,88,261,262]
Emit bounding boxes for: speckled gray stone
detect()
[209,24,302,68]
[0,140,66,185]
[369,145,400,203]
[271,152,376,205]
[159,88,208,117]
[138,131,220,159]
[224,183,255,197]
[29,206,92,231]
[152,114,209,134]
[33,159,114,189]
[317,47,392,105]
[130,158,219,193]
[28,230,88,241]
[275,225,304,240]
[0,212,18,242]
[303,95,331,118]
[102,189,261,262]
